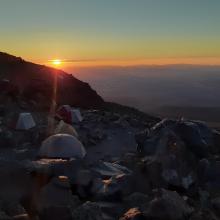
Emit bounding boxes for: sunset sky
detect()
[1,0,220,68]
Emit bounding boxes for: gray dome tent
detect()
[15,113,36,130]
[39,134,86,159]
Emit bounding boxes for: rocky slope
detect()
[0,52,104,109]
[0,108,220,220]
[0,52,220,220]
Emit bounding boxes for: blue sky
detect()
[0,0,220,66]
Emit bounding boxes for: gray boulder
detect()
[144,119,216,158]
[36,176,80,219]
[142,129,196,190]
[144,189,193,220]
[175,120,213,158]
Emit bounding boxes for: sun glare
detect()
[52,59,62,66]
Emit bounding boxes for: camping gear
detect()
[15,113,36,130]
[39,134,86,159]
[70,109,83,123]
[56,105,72,124]
[56,105,83,124]
[54,120,78,138]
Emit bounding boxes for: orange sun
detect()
[51,59,62,66]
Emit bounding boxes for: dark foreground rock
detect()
[0,92,220,220]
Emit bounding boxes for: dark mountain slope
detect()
[0,52,159,124]
[0,52,104,109]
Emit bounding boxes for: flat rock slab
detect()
[85,127,137,164]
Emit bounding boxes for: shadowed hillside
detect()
[0,52,104,109]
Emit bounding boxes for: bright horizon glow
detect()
[51,59,62,66]
[1,0,220,66]
[44,57,220,71]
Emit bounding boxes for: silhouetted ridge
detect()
[0,52,104,109]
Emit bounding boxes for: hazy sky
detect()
[1,0,220,67]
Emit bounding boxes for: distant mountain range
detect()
[72,65,220,123]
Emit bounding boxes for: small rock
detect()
[71,201,103,220]
[119,208,146,220]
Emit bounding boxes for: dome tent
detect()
[15,113,36,130]
[39,134,86,159]
[57,105,72,115]
[54,120,78,138]
[70,109,83,123]
[56,105,83,124]
[56,105,72,124]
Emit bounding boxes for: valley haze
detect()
[70,64,220,123]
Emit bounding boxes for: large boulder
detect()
[137,119,220,191]
[142,119,217,158]
[142,129,197,190]
[36,176,80,220]
[0,160,32,201]
[144,189,193,220]
[175,120,214,158]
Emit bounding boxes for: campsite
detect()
[0,94,220,219]
[1,1,220,217]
